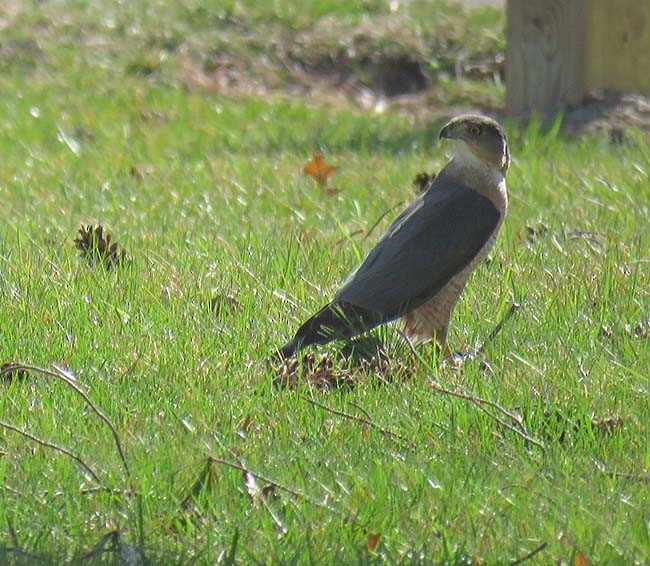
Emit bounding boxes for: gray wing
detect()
[334,173,501,320]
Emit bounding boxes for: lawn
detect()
[0,1,648,564]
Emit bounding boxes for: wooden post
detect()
[506,0,586,115]
[585,1,650,95]
[506,0,650,115]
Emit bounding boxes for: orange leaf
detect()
[573,551,591,566]
[367,533,380,550]
[303,153,337,187]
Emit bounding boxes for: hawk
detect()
[280,114,509,359]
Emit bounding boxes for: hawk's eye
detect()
[469,125,481,136]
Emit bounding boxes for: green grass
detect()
[0,1,648,564]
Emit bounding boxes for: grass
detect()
[0,0,648,563]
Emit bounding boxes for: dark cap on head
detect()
[439,114,510,173]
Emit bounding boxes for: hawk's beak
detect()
[439,123,453,140]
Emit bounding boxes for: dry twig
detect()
[477,302,520,355]
[509,541,548,565]
[8,363,131,478]
[363,202,404,241]
[0,419,101,483]
[429,380,545,452]
[209,456,340,515]
[300,394,416,448]
[2,362,145,552]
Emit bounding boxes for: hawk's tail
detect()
[279,301,385,358]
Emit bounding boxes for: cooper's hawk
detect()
[280,114,509,359]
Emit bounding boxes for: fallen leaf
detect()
[129,164,152,181]
[272,346,411,390]
[238,415,252,435]
[209,293,240,317]
[243,470,262,502]
[242,470,278,503]
[261,484,278,499]
[573,551,591,566]
[272,353,354,390]
[367,533,380,550]
[526,222,549,241]
[591,415,623,435]
[303,153,337,188]
[625,316,649,338]
[609,126,625,145]
[138,109,172,123]
[412,171,435,193]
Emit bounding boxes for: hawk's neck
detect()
[443,143,508,212]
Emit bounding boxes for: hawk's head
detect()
[439,114,510,174]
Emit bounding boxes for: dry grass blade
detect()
[74,224,128,269]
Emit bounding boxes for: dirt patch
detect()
[178,6,505,114]
[562,92,650,136]
[5,0,649,134]
[284,16,439,98]
[290,49,429,98]
[0,38,43,71]
[176,8,650,135]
